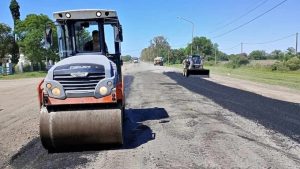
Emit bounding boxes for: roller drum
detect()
[40,107,123,150]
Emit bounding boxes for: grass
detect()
[167,64,300,91]
[0,71,46,80]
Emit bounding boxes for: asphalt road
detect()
[0,62,300,169]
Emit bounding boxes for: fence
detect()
[0,63,13,75]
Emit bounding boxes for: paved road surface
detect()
[0,62,300,169]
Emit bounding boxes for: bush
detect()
[121,55,132,62]
[271,61,289,71]
[249,50,267,60]
[206,55,215,61]
[286,57,300,71]
[14,64,20,73]
[23,64,32,72]
[205,60,215,66]
[225,56,249,68]
[175,59,182,64]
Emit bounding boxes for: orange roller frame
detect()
[37,78,124,106]
[47,95,116,105]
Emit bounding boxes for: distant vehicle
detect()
[154,57,163,66]
[132,57,139,63]
[182,55,210,77]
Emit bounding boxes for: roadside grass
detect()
[166,64,181,69]
[167,64,300,90]
[0,71,46,80]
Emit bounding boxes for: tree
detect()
[283,47,296,61]
[249,50,267,60]
[170,48,186,64]
[140,36,170,62]
[9,41,19,64]
[9,0,21,64]
[217,51,229,61]
[0,23,14,64]
[121,55,132,62]
[9,0,20,25]
[186,36,214,56]
[151,36,170,59]
[286,47,296,55]
[270,50,284,60]
[15,14,58,65]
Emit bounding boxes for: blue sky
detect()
[1,0,299,57]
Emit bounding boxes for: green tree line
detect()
[140,35,300,71]
[140,36,227,64]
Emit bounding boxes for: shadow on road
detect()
[123,107,169,149]
[164,72,300,143]
[123,75,134,98]
[8,107,169,168]
[8,137,94,169]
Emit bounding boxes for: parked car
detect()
[132,57,139,63]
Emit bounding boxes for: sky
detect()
[1,0,300,57]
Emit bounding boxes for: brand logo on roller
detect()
[71,72,89,77]
[69,65,91,69]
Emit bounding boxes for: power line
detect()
[123,49,141,53]
[244,33,295,45]
[171,43,188,49]
[212,0,288,39]
[220,43,240,51]
[209,0,269,34]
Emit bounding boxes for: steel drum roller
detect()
[40,107,123,149]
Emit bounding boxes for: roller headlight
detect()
[46,83,52,89]
[96,11,102,17]
[99,86,108,95]
[52,87,61,96]
[65,13,71,18]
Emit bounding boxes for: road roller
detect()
[37,9,125,150]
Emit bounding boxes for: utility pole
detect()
[241,42,243,56]
[191,24,194,55]
[296,32,298,55]
[168,50,170,65]
[214,48,217,65]
[177,17,194,55]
